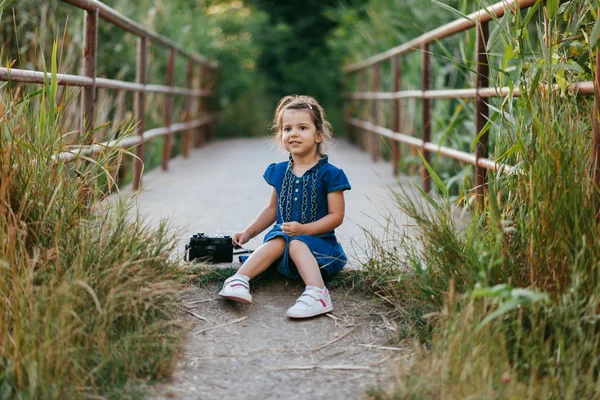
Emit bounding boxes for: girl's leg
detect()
[288,240,325,288]
[237,237,286,279]
[286,240,332,318]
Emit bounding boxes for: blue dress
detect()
[247,155,351,281]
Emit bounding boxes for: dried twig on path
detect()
[311,326,358,352]
[266,364,372,371]
[358,344,405,351]
[325,313,343,329]
[183,298,216,305]
[325,313,339,321]
[317,350,345,364]
[373,355,392,365]
[178,308,213,323]
[193,316,248,336]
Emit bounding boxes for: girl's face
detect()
[280,109,322,159]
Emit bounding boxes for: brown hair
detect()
[271,95,333,156]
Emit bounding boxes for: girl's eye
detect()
[284,127,291,132]
[300,126,307,130]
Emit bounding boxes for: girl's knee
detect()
[266,237,286,252]
[288,239,309,255]
[247,238,285,262]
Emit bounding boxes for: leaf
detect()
[430,0,473,22]
[487,103,517,125]
[470,283,511,299]
[496,140,524,162]
[471,110,499,152]
[477,300,520,329]
[473,0,501,26]
[413,183,442,213]
[555,68,567,91]
[537,24,549,61]
[510,288,549,304]
[557,1,571,15]
[488,9,512,48]
[552,62,584,73]
[418,150,448,197]
[487,186,504,233]
[503,43,516,69]
[546,0,559,20]
[476,287,549,330]
[529,67,543,100]
[590,17,600,48]
[522,1,542,27]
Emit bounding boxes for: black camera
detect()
[185,233,233,263]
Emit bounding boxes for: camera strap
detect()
[232,245,254,255]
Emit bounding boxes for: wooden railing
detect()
[0,0,219,190]
[343,0,599,209]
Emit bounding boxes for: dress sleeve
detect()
[263,163,277,186]
[324,167,351,193]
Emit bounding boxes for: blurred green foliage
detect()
[4,0,594,186]
[2,0,497,143]
[2,0,528,151]
[1,0,273,138]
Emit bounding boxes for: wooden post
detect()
[421,43,431,193]
[205,68,212,142]
[162,48,175,171]
[345,74,354,144]
[183,58,194,158]
[391,55,401,176]
[475,21,490,210]
[358,69,367,150]
[209,68,218,140]
[81,8,98,144]
[196,64,206,148]
[133,37,148,190]
[371,63,381,161]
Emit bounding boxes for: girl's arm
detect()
[282,191,345,236]
[242,187,279,240]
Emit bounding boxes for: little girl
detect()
[218,95,351,318]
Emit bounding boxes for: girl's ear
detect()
[316,131,323,143]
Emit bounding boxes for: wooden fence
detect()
[343,0,598,209]
[0,0,219,190]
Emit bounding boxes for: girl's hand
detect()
[281,222,304,236]
[232,231,250,247]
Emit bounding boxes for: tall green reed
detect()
[361,1,600,398]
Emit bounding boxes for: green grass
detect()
[0,45,186,399]
[355,2,600,399]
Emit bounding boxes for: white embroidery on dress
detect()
[310,169,318,222]
[300,172,309,223]
[279,163,294,222]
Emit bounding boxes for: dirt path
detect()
[116,138,416,399]
[149,280,407,399]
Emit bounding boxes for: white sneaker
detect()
[218,274,252,304]
[286,286,333,318]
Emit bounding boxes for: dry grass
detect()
[358,2,600,399]
[0,47,186,398]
